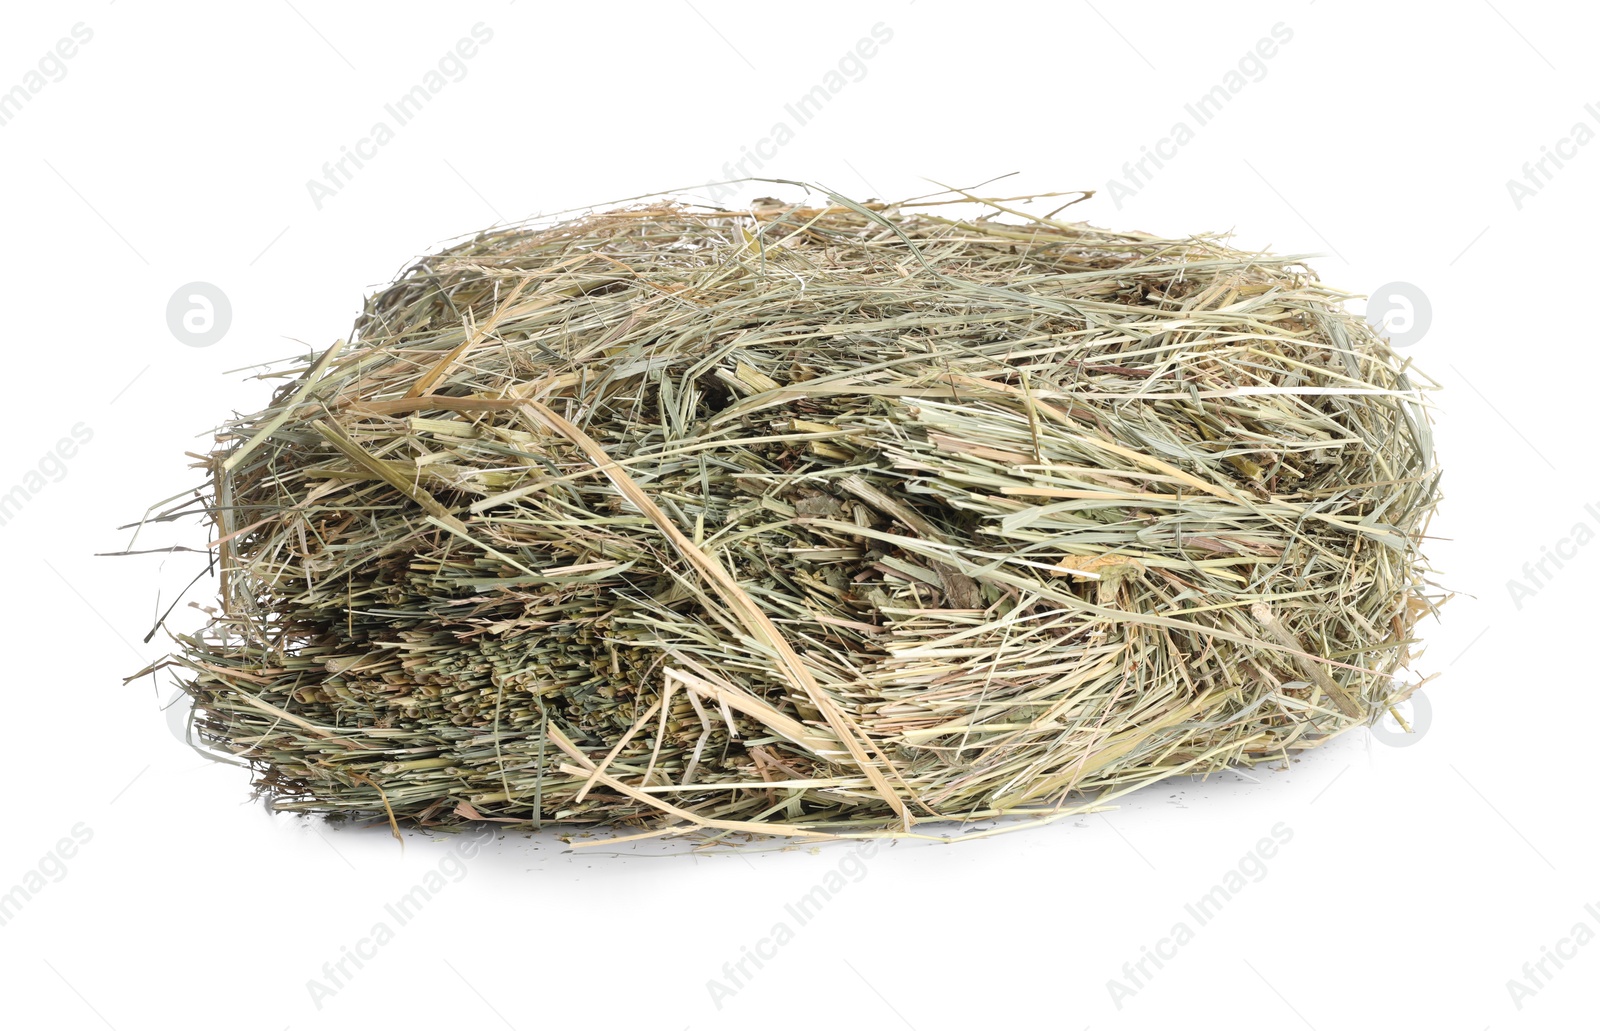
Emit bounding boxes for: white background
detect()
[0,1,1594,1028]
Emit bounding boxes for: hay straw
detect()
[134,181,1443,840]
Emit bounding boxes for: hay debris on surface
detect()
[137,183,1443,840]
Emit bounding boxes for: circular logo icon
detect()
[164,687,194,746]
[1370,689,1432,748]
[166,282,232,347]
[1366,281,1430,349]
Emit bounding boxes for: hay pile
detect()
[144,184,1441,840]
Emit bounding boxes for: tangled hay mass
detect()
[143,183,1442,840]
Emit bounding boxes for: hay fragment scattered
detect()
[136,182,1442,840]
